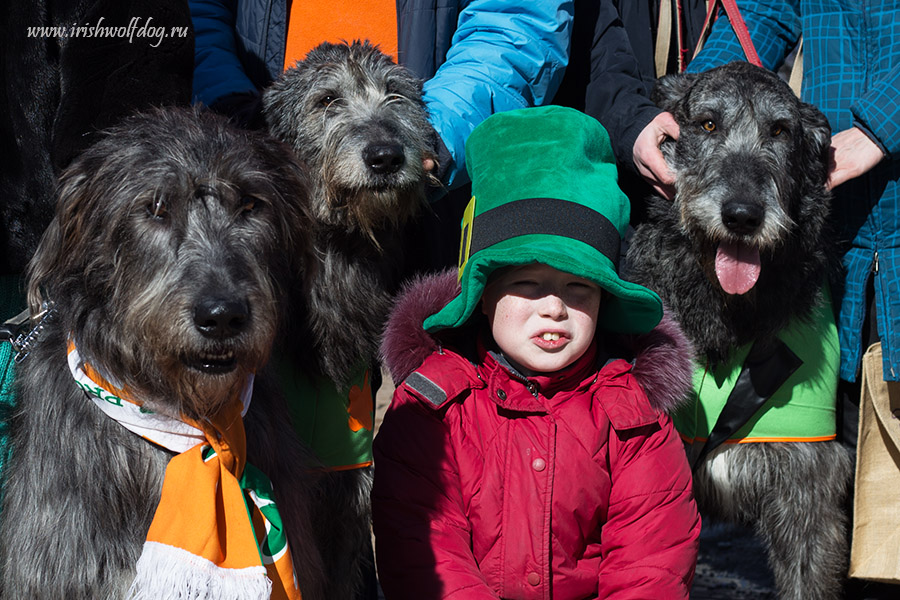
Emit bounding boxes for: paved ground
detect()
[692,522,776,599]
[375,370,779,598]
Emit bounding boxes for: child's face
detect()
[481,263,601,374]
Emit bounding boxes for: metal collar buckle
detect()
[0,302,55,363]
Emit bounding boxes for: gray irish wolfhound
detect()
[263,40,435,387]
[627,62,853,599]
[262,40,435,599]
[0,108,329,599]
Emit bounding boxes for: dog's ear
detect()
[25,218,61,315]
[798,100,833,188]
[652,72,699,115]
[26,165,96,314]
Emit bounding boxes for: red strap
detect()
[693,0,763,67]
[722,0,763,66]
[675,0,685,72]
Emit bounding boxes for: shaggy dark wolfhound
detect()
[626,62,853,599]
[263,40,436,598]
[264,40,436,387]
[0,108,328,599]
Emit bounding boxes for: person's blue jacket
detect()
[190,0,573,189]
[687,0,900,383]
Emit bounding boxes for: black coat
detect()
[556,1,709,221]
[0,0,194,275]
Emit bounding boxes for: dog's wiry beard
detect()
[130,297,276,419]
[316,180,424,247]
[65,289,275,422]
[154,358,257,421]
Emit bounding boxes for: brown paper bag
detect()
[849,342,900,583]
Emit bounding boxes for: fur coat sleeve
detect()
[1,0,194,275]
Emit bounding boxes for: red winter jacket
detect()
[373,271,700,599]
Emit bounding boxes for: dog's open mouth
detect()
[715,240,761,295]
[185,351,238,374]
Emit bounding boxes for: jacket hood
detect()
[381,269,695,414]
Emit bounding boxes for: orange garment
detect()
[283,0,398,68]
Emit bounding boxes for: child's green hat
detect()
[424,105,663,335]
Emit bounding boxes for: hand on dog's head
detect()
[653,61,832,193]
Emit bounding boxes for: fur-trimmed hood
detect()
[381,269,696,414]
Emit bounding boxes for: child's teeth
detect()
[542,333,560,341]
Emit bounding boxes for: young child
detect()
[373,106,700,599]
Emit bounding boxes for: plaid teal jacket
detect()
[688,0,900,382]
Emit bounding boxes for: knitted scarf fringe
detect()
[126,541,272,600]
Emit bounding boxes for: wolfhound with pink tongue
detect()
[626,61,852,600]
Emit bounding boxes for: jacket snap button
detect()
[532,458,546,472]
[527,572,541,586]
[497,389,507,400]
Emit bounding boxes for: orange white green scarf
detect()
[67,342,302,600]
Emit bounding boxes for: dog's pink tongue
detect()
[715,241,761,295]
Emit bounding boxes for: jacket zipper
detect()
[509,370,539,398]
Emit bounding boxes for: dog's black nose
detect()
[722,201,764,235]
[363,143,405,175]
[193,298,249,338]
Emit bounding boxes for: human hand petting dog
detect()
[634,111,680,199]
[827,126,885,190]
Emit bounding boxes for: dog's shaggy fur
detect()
[0,108,328,599]
[263,41,435,599]
[626,62,853,599]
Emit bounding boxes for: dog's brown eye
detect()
[147,197,167,219]
[240,196,256,213]
[772,125,784,136]
[702,120,717,132]
[319,95,337,107]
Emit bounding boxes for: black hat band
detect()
[462,198,622,271]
